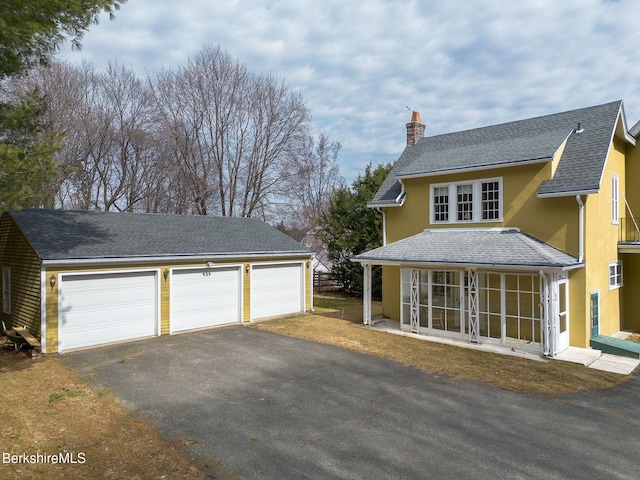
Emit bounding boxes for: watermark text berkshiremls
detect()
[3,451,86,465]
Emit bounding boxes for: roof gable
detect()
[7,209,310,261]
[371,101,627,205]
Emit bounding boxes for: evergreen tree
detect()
[0,90,61,209]
[0,0,126,78]
[0,0,125,209]
[320,163,392,298]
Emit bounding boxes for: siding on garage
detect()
[160,265,171,335]
[0,214,42,337]
[243,262,251,322]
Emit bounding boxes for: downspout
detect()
[377,208,387,246]
[576,195,584,263]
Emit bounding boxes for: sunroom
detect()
[353,228,583,357]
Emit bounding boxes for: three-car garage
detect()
[3,209,312,354]
[57,262,306,352]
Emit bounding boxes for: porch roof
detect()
[353,228,582,270]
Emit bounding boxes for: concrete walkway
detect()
[366,318,640,375]
[555,347,640,375]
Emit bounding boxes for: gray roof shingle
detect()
[370,101,625,205]
[353,228,580,269]
[8,209,310,261]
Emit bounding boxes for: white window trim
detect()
[611,174,619,225]
[608,260,623,290]
[430,177,503,224]
[2,267,10,315]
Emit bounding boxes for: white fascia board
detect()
[42,252,312,267]
[397,157,552,180]
[618,244,640,254]
[617,103,637,145]
[367,201,402,208]
[537,189,599,198]
[352,257,579,272]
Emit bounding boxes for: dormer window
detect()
[431,177,502,224]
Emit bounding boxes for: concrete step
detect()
[590,335,640,359]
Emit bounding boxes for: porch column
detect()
[363,263,372,325]
[467,269,479,343]
[540,272,555,357]
[410,269,419,333]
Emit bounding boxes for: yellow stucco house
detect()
[0,210,312,353]
[354,101,640,358]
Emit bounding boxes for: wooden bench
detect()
[13,326,42,358]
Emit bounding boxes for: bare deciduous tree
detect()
[280,133,343,231]
[150,45,310,218]
[5,46,342,223]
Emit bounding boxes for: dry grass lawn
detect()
[253,293,633,395]
[0,343,227,480]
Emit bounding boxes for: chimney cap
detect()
[411,111,421,123]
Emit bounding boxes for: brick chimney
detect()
[406,111,425,146]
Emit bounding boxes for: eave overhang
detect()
[396,156,552,180]
[40,251,312,267]
[537,188,599,199]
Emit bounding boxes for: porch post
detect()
[410,269,419,333]
[363,263,372,325]
[540,272,555,357]
[467,269,479,343]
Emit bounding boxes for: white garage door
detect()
[170,267,241,333]
[59,271,157,352]
[251,263,303,320]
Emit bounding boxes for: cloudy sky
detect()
[60,0,640,181]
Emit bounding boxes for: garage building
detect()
[0,209,312,353]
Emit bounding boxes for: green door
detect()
[590,292,599,338]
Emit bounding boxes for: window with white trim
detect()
[481,180,500,220]
[433,186,449,222]
[456,184,473,221]
[431,177,502,224]
[2,267,10,314]
[611,174,619,225]
[609,261,622,289]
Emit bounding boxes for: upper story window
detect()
[481,180,500,220]
[456,184,473,221]
[431,177,502,224]
[611,174,619,225]
[433,186,449,222]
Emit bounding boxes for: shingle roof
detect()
[370,101,625,206]
[8,209,310,261]
[353,228,580,269]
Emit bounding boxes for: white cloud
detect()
[60,0,640,181]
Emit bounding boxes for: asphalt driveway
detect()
[60,327,640,480]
